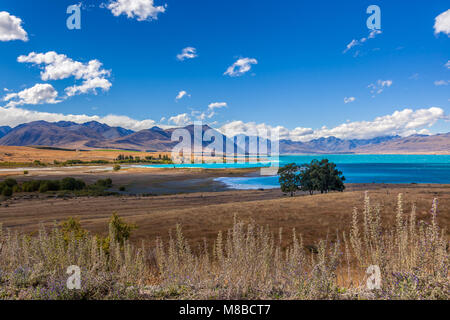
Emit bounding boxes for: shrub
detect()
[3,178,18,188]
[23,170,29,175]
[60,177,86,191]
[38,183,49,193]
[2,186,12,197]
[108,213,136,245]
[113,165,121,171]
[38,180,60,193]
[95,178,112,188]
[64,160,83,165]
[21,180,41,192]
[119,186,126,192]
[60,217,88,243]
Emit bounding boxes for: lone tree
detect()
[278,159,345,195]
[278,163,301,196]
[299,159,345,194]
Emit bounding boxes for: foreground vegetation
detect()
[0,193,448,300]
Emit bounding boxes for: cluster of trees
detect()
[56,159,109,165]
[0,179,18,197]
[115,154,171,163]
[278,159,345,196]
[0,177,113,197]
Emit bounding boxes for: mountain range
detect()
[0,121,449,154]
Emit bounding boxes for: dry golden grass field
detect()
[0,183,448,250]
[0,146,170,164]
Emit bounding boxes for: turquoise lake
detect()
[137,154,450,189]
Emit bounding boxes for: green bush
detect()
[21,180,41,192]
[4,178,18,188]
[38,183,48,193]
[60,177,86,191]
[33,160,45,166]
[60,217,88,243]
[38,180,60,193]
[2,177,115,197]
[95,178,112,188]
[113,165,121,171]
[109,213,136,245]
[64,160,83,165]
[2,186,13,197]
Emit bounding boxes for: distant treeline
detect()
[0,177,114,197]
[114,154,171,164]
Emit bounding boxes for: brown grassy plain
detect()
[0,183,448,250]
[0,145,170,164]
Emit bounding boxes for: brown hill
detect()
[354,133,450,154]
[0,121,133,150]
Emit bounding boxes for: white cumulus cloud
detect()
[434,9,450,36]
[17,51,112,97]
[0,11,28,42]
[168,113,191,126]
[176,47,197,61]
[0,106,158,131]
[106,0,166,21]
[65,77,112,97]
[219,107,445,142]
[224,58,258,77]
[3,84,61,108]
[208,102,227,110]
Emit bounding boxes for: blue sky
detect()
[0,0,449,141]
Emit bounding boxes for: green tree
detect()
[299,159,345,194]
[3,178,17,188]
[108,213,136,245]
[277,163,301,196]
[2,186,13,197]
[298,161,319,195]
[60,177,86,190]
